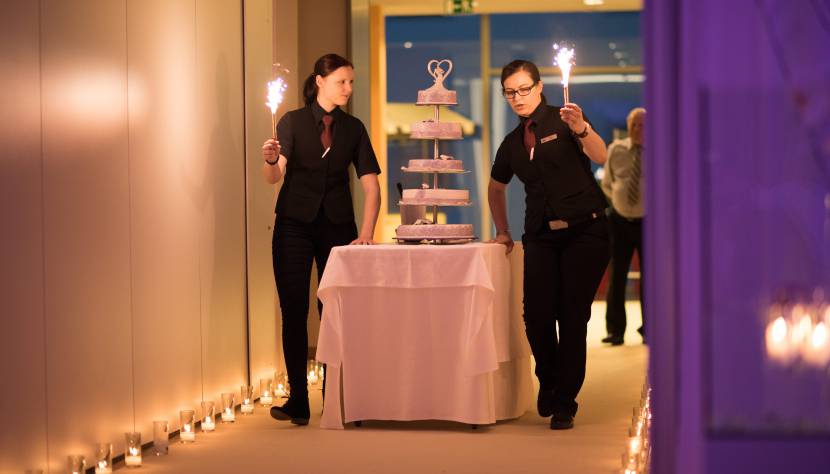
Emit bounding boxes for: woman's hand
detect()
[560,103,587,134]
[349,234,375,245]
[262,138,281,163]
[489,231,514,255]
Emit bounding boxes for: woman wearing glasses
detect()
[488,59,609,430]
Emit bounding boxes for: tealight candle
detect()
[241,385,255,414]
[201,400,216,432]
[153,420,169,456]
[791,313,813,348]
[260,378,273,405]
[308,370,319,385]
[765,316,793,363]
[221,392,236,422]
[94,443,112,473]
[275,383,287,399]
[124,432,142,468]
[803,321,830,366]
[179,409,196,442]
[67,455,86,474]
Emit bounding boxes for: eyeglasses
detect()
[502,84,536,100]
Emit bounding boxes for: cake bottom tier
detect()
[395,223,474,240]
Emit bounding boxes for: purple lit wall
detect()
[645,0,830,472]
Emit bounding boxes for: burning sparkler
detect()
[554,45,575,105]
[266,63,290,138]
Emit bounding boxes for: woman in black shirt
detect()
[488,60,610,430]
[262,53,381,425]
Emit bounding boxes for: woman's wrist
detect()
[575,122,590,138]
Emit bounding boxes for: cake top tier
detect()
[417,59,458,106]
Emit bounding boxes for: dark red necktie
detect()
[523,118,535,158]
[321,115,333,151]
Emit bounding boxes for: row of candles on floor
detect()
[764,298,830,368]
[55,362,325,473]
[621,383,652,474]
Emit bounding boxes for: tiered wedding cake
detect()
[395,60,475,243]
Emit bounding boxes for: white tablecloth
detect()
[316,243,532,429]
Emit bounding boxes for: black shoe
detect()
[550,412,574,430]
[601,335,624,346]
[537,388,555,417]
[270,396,310,425]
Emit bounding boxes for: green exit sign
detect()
[447,0,475,14]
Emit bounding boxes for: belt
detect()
[548,211,603,230]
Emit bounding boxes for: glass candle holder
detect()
[94,443,113,473]
[153,420,169,456]
[274,371,289,399]
[221,392,236,422]
[67,455,86,474]
[201,400,216,432]
[124,432,142,467]
[259,378,273,405]
[240,385,254,414]
[307,360,320,386]
[179,409,196,442]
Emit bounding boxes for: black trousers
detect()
[605,210,644,338]
[522,216,609,416]
[272,211,357,397]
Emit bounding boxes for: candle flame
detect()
[554,47,575,87]
[267,78,287,114]
[98,460,108,468]
[128,447,139,456]
[183,423,191,432]
[812,322,828,349]
[771,316,788,343]
[792,314,813,345]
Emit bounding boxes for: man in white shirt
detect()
[601,107,645,345]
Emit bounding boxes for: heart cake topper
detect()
[427,59,453,85]
[417,59,458,105]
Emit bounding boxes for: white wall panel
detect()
[40,0,134,469]
[0,2,49,472]
[245,0,285,385]
[127,0,205,434]
[2,0,257,468]
[195,0,248,402]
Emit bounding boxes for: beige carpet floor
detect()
[134,302,647,474]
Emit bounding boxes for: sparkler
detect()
[554,45,575,105]
[266,77,287,139]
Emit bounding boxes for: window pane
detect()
[491,12,641,69]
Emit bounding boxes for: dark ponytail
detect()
[303,53,354,106]
[500,59,547,103]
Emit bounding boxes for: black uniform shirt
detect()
[491,99,607,235]
[275,101,381,224]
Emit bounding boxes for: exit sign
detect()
[447,0,475,14]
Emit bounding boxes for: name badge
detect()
[540,133,558,144]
